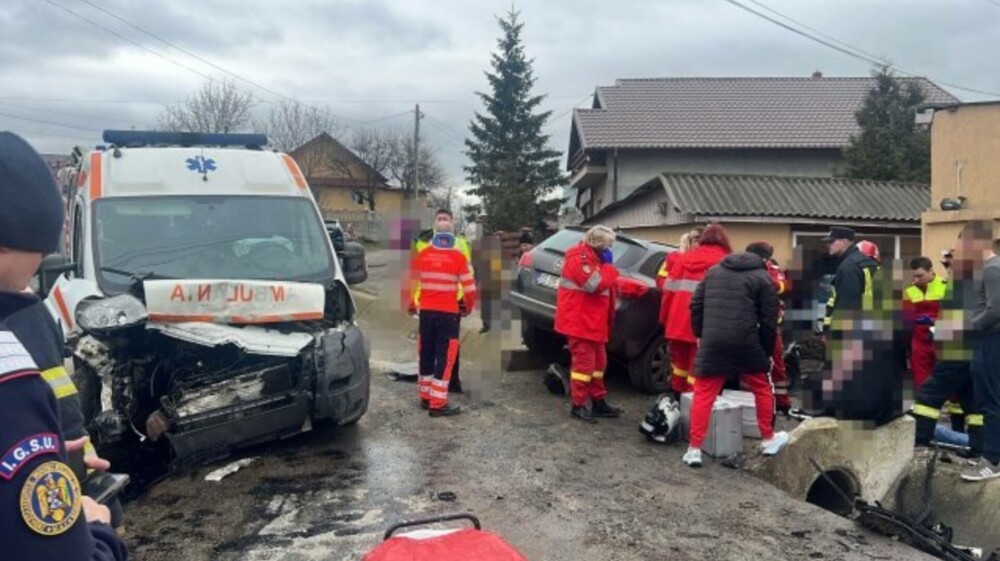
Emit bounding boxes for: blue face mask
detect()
[432,232,456,249]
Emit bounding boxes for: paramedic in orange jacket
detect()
[661,225,729,395]
[408,231,476,417]
[554,226,621,423]
[903,256,947,390]
[746,242,792,412]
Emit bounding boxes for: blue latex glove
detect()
[600,249,614,264]
[915,315,935,326]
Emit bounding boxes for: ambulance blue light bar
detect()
[102,130,269,149]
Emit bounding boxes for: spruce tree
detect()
[464,9,563,232]
[843,66,931,183]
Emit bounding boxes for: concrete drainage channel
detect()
[750,415,1000,560]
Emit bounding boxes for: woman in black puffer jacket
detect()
[683,249,790,467]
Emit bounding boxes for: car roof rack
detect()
[102,130,269,149]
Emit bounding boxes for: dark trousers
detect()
[972,332,1000,463]
[913,360,982,455]
[418,310,461,408]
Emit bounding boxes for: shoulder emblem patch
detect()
[1,433,59,480]
[582,264,592,274]
[20,461,82,536]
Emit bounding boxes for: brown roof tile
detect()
[574,77,958,149]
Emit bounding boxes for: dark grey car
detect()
[509,227,676,393]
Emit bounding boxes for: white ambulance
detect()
[39,130,370,469]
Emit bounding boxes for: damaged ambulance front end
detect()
[49,191,370,471]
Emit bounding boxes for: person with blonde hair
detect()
[554,225,622,422]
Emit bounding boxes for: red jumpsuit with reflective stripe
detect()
[660,245,728,393]
[764,259,792,409]
[903,276,947,390]
[554,242,619,407]
[410,240,476,409]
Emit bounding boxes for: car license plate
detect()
[535,273,559,289]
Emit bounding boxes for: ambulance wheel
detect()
[629,339,670,394]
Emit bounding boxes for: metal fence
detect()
[323,208,438,244]
[324,210,382,242]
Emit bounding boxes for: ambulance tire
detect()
[629,339,670,394]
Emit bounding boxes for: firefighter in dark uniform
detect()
[0,131,128,559]
[911,222,988,460]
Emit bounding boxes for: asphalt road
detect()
[120,250,935,561]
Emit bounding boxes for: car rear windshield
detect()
[538,229,645,270]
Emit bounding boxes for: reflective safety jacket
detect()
[661,245,729,343]
[411,235,476,315]
[413,230,473,304]
[823,245,878,331]
[554,242,619,343]
[0,295,128,561]
[764,259,790,324]
[655,251,681,292]
[903,275,947,332]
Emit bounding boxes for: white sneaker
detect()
[683,448,703,468]
[961,458,1000,482]
[762,431,790,456]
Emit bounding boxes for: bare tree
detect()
[426,183,458,213]
[159,78,255,134]
[388,136,446,197]
[261,100,341,154]
[322,127,396,212]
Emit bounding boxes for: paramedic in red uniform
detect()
[903,256,948,390]
[408,231,476,417]
[554,226,622,423]
[746,242,793,412]
[661,225,729,395]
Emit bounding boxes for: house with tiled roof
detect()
[569,73,959,264]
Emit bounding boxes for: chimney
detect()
[811,70,823,79]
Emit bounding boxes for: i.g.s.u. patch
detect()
[19,461,82,535]
[1,433,59,480]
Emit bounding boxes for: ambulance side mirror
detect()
[38,254,76,296]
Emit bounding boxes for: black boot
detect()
[420,400,429,410]
[429,403,463,417]
[571,405,597,424]
[591,399,622,418]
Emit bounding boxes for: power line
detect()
[981,0,1000,8]
[549,93,594,124]
[742,0,887,63]
[721,0,1000,98]
[41,0,214,81]
[421,113,466,143]
[720,0,883,66]
[0,111,103,132]
[75,0,290,102]
[0,102,140,129]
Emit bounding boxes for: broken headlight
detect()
[77,294,148,333]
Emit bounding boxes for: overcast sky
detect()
[3,0,998,190]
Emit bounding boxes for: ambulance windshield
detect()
[92,196,336,294]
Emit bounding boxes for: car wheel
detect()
[521,321,561,354]
[629,338,670,394]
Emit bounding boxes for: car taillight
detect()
[518,251,534,270]
[616,277,649,299]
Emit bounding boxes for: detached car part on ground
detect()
[509,227,675,393]
[39,130,371,473]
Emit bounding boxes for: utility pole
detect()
[411,103,422,200]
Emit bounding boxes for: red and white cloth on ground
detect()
[364,528,527,561]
